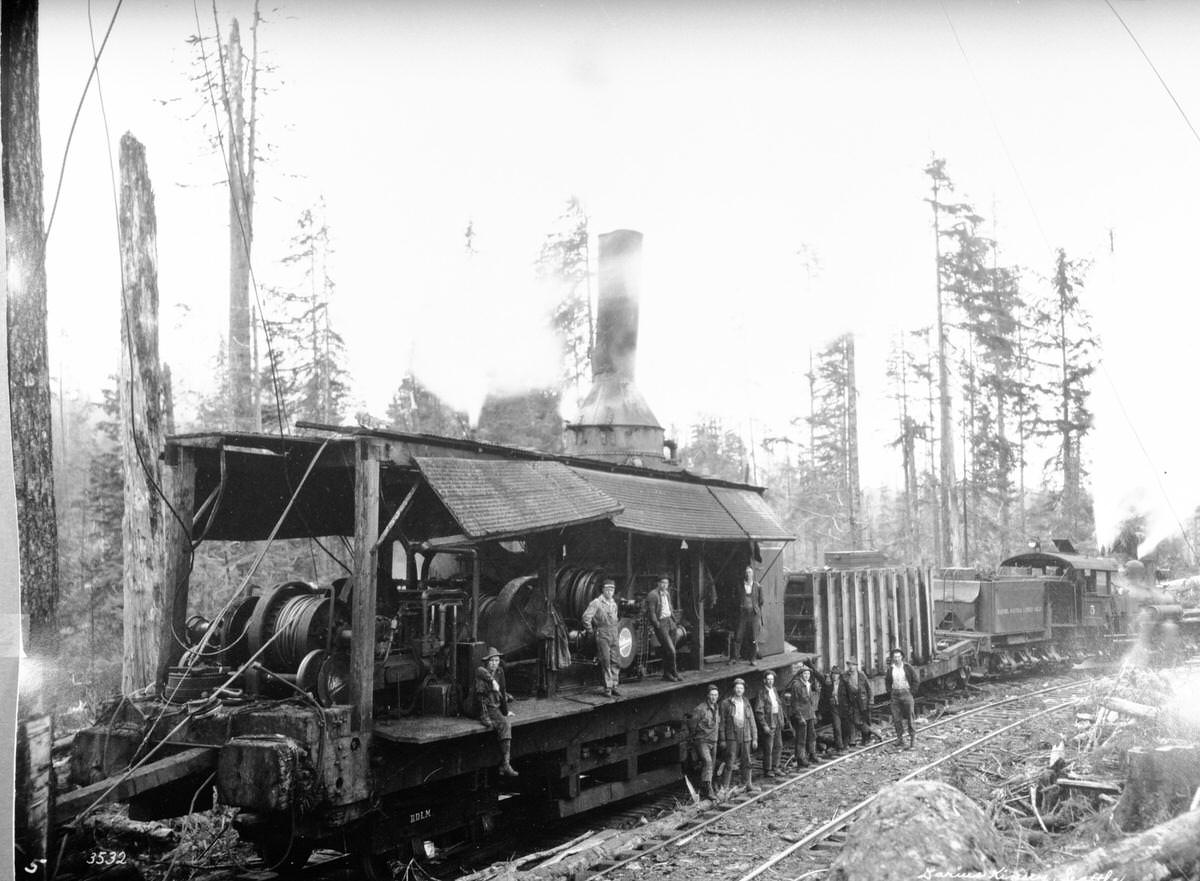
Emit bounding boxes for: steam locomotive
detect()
[59,232,804,875]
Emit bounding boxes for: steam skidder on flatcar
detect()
[58,231,803,875]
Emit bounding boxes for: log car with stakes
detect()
[58,230,803,876]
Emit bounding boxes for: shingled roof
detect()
[413,457,622,540]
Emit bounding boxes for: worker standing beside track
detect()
[753,670,785,777]
[476,647,519,776]
[843,657,877,744]
[718,678,758,791]
[785,663,820,766]
[687,683,721,798]
[583,579,622,696]
[885,649,918,750]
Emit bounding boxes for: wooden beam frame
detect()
[351,439,382,731]
[158,446,196,685]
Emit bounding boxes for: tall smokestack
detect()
[593,230,642,382]
[565,230,669,467]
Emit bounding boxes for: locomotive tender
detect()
[60,232,803,873]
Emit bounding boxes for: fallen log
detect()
[1035,808,1200,881]
[829,781,1004,881]
[1101,696,1159,720]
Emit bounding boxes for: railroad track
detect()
[579,673,1100,881]
[210,673,1095,881]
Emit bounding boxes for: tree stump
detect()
[1113,744,1200,831]
[830,781,1003,881]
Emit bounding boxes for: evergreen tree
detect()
[386,374,470,438]
[536,197,592,409]
[678,417,747,483]
[260,202,352,428]
[1029,249,1097,542]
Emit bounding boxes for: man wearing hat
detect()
[785,661,820,766]
[753,670,785,777]
[820,665,853,752]
[644,576,682,681]
[475,647,519,776]
[718,678,758,791]
[583,578,622,696]
[686,683,721,798]
[843,657,877,744]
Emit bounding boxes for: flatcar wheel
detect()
[255,835,314,875]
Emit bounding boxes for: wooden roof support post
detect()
[158,445,196,685]
[351,439,382,731]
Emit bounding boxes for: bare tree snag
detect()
[223,16,256,430]
[118,134,166,693]
[830,781,1004,881]
[3,0,59,660]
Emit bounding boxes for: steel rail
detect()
[739,691,1090,881]
[584,676,1093,881]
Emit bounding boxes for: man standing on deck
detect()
[687,683,721,798]
[718,678,758,791]
[583,579,622,696]
[885,649,918,749]
[731,566,763,664]
[644,576,682,681]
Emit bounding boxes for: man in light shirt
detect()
[718,677,758,791]
[583,579,621,696]
[644,576,681,681]
[884,648,918,749]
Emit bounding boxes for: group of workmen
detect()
[683,652,915,797]
[475,566,921,787]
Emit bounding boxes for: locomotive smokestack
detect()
[593,230,642,382]
[565,229,669,468]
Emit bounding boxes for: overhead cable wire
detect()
[1102,0,1200,150]
[44,0,124,246]
[938,0,1051,254]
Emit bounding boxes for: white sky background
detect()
[34,0,1200,557]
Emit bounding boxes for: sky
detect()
[32,0,1200,558]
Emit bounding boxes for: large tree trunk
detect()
[844,334,861,548]
[118,134,166,694]
[3,0,59,661]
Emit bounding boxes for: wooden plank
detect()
[900,569,913,658]
[55,747,217,825]
[826,574,839,668]
[888,570,900,656]
[813,574,825,666]
[158,447,195,684]
[866,570,879,674]
[351,439,382,730]
[925,566,937,659]
[839,572,851,671]
[853,571,866,668]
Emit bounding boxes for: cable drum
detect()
[246,581,349,672]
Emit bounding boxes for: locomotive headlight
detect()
[422,840,438,859]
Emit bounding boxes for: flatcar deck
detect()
[373,650,809,744]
